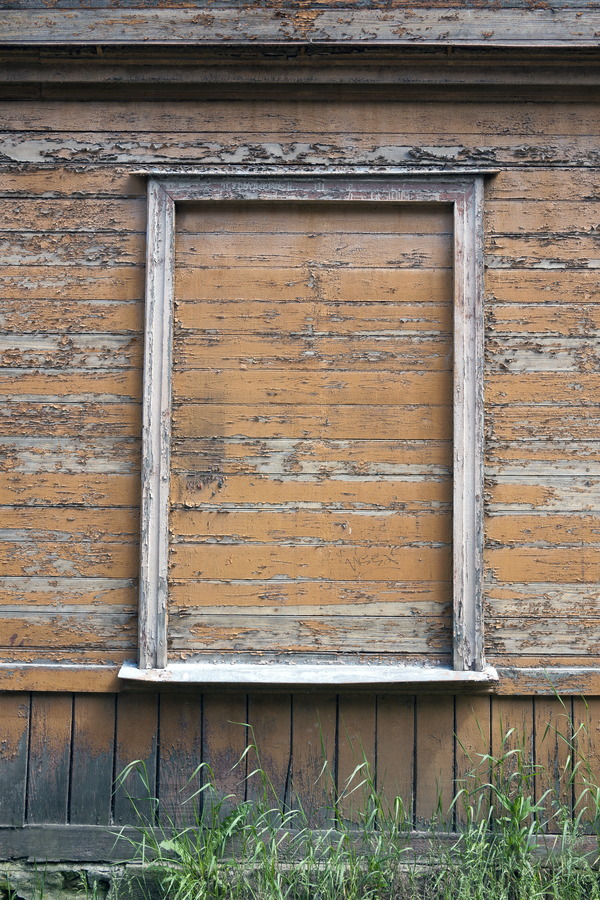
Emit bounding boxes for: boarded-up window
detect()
[169,201,454,664]
[125,175,490,686]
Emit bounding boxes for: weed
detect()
[114,722,600,900]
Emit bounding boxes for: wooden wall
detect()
[1,91,599,686]
[1,57,600,848]
[1,691,600,846]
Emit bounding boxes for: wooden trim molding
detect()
[123,170,494,687]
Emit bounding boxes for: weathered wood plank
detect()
[0,541,137,578]
[0,439,140,475]
[455,696,491,827]
[490,407,600,440]
[171,472,452,509]
[414,694,454,826]
[70,694,115,826]
[176,266,450,302]
[8,99,600,137]
[0,265,144,300]
[0,198,145,232]
[486,441,600,477]
[6,132,600,167]
[0,335,141,368]
[201,693,247,811]
[176,202,453,234]
[158,694,203,826]
[486,619,600,657]
[173,371,452,406]
[376,694,415,823]
[0,299,142,334]
[572,697,600,824]
[170,508,451,545]
[175,302,452,336]
[113,693,158,826]
[0,371,141,402]
[0,507,138,538]
[172,438,451,477]
[170,544,451,582]
[0,473,139,505]
[337,694,376,823]
[167,613,452,655]
[0,577,136,609]
[0,168,145,198]
[0,401,140,436]
[534,697,572,820]
[172,404,451,441]
[27,694,72,825]
[0,610,136,649]
[485,583,600,618]
[0,693,29,826]
[488,268,600,304]
[246,694,291,809]
[488,373,600,406]
[487,547,600,583]
[487,513,600,545]
[169,580,449,611]
[173,334,452,371]
[291,693,336,825]
[176,232,451,269]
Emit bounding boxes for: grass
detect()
[113,718,600,900]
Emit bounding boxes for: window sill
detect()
[118,660,499,688]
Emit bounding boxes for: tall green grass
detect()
[115,720,600,900]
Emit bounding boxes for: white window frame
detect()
[119,170,498,687]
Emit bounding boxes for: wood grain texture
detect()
[0,693,29,826]
[70,694,116,826]
[414,694,454,826]
[4,8,600,46]
[26,694,72,825]
[158,694,203,826]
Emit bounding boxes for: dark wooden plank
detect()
[113,692,158,826]
[337,694,376,824]
[0,693,29,826]
[158,693,203,827]
[414,694,454,827]
[246,694,291,810]
[572,697,600,826]
[376,694,415,825]
[291,693,336,826]
[534,696,573,823]
[201,692,248,813]
[455,696,491,827]
[26,693,72,825]
[70,694,115,826]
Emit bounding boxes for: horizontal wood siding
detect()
[0,83,598,681]
[169,200,453,664]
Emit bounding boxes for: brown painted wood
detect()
[414,694,454,827]
[376,694,415,824]
[291,693,337,826]
[337,694,376,823]
[455,695,491,827]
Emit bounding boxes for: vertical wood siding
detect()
[0,691,596,833]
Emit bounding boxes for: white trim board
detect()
[124,173,488,685]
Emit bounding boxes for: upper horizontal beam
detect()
[2,8,600,48]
